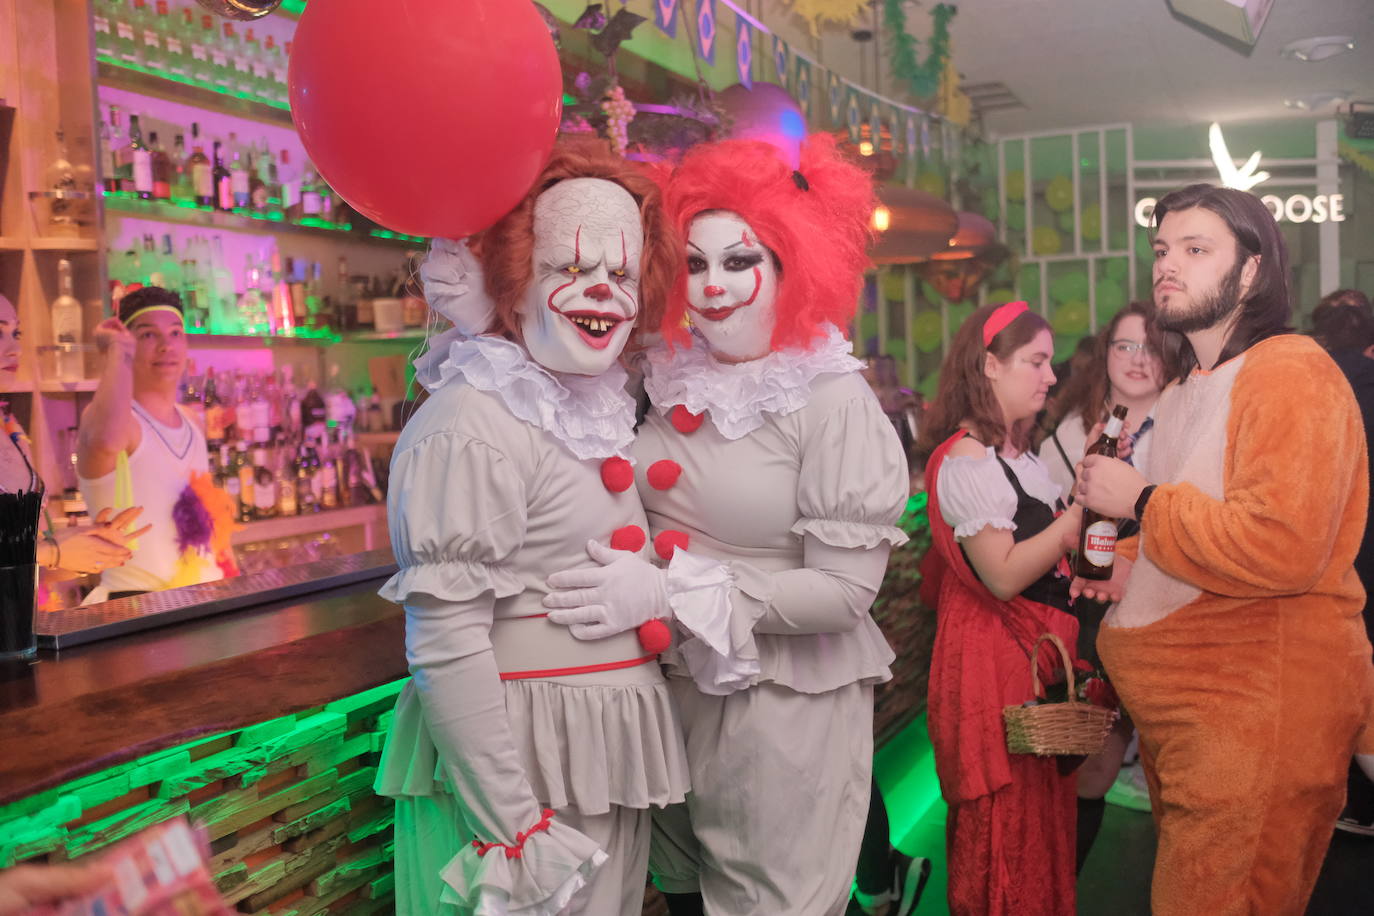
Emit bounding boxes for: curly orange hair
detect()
[661,134,876,350]
[471,136,678,352]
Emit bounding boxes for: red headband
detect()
[982,301,1030,347]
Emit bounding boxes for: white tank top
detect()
[79,402,222,596]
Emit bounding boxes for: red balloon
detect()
[288,0,563,238]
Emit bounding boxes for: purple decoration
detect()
[173,483,214,554]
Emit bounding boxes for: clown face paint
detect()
[520,177,643,376]
[686,211,779,362]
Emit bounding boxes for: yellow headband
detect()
[122,303,184,326]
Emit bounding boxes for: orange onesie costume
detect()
[1098,334,1374,915]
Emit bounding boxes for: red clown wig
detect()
[661,133,876,351]
[472,136,679,350]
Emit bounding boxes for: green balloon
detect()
[913,311,943,353]
[918,370,942,401]
[1033,225,1063,256]
[948,302,975,328]
[858,312,879,340]
[1134,230,1154,261]
[1050,270,1089,305]
[1052,300,1090,336]
[1096,281,1126,316]
[1057,209,1076,232]
[1081,206,1102,241]
[915,172,946,198]
[1045,175,1074,212]
[884,337,907,360]
[987,287,1017,304]
[1006,170,1026,200]
[920,281,942,303]
[1006,202,1026,231]
[881,271,907,302]
[1109,230,1128,252]
[1105,258,1128,283]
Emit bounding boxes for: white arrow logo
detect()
[1209,122,1270,191]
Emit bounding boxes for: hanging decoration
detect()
[772,33,789,88]
[794,57,813,119]
[884,0,956,100]
[695,0,717,65]
[828,72,844,123]
[735,12,752,89]
[779,0,871,31]
[655,0,680,38]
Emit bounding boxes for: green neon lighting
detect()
[281,0,307,15]
[97,55,291,112]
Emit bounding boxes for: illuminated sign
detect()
[1134,123,1345,227]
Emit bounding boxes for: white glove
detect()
[543,539,671,640]
[419,237,495,336]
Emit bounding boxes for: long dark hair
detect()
[1311,289,1374,352]
[1152,184,1292,381]
[917,303,1052,462]
[1043,301,1168,437]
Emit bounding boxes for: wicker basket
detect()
[1003,633,1117,756]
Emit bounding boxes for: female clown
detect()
[542,135,910,915]
[373,139,689,916]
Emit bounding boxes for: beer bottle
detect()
[1073,404,1130,581]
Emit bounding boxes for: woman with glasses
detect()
[1036,300,1169,872]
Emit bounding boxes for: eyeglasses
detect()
[1109,340,1148,356]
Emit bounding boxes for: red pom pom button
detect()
[610,524,647,553]
[654,529,690,560]
[637,619,672,654]
[669,405,704,434]
[646,459,683,491]
[600,457,634,493]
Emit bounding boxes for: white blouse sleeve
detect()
[380,431,526,604]
[936,448,1020,538]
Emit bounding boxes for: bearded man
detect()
[1074,183,1374,914]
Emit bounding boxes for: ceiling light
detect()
[1284,91,1351,111]
[1280,36,1356,62]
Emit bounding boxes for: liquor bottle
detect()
[252,447,276,519]
[317,433,339,510]
[204,367,226,448]
[238,256,266,335]
[170,133,191,201]
[208,14,231,92]
[1073,404,1130,580]
[45,130,80,232]
[277,147,297,215]
[189,9,215,88]
[294,445,317,514]
[235,440,254,522]
[213,442,233,504]
[269,251,293,334]
[299,161,324,219]
[161,0,188,79]
[100,106,123,194]
[93,0,116,59]
[300,379,326,442]
[262,35,286,104]
[244,28,268,99]
[114,0,139,65]
[148,131,171,200]
[212,141,232,212]
[222,21,252,96]
[276,447,298,517]
[157,234,181,291]
[210,236,237,333]
[188,124,212,207]
[139,0,166,73]
[247,148,267,212]
[125,114,153,200]
[180,360,205,427]
[229,145,250,210]
[51,258,84,382]
[180,253,206,330]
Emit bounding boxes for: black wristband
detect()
[1134,485,1157,522]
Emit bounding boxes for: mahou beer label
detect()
[1083,521,1117,567]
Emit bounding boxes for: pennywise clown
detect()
[541,135,911,915]
[373,139,689,916]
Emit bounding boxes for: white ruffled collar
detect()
[642,324,862,440]
[416,333,637,461]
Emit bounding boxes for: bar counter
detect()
[0,562,409,913]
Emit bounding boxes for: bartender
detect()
[77,287,235,602]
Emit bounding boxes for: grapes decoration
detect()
[601,84,636,156]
